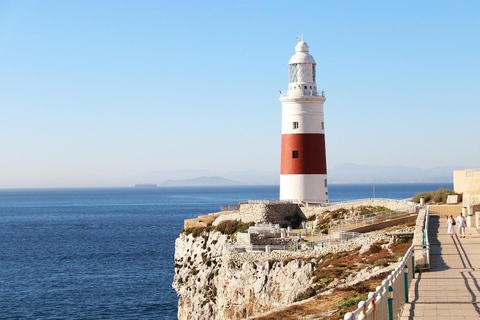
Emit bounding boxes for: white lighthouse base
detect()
[280,174,328,203]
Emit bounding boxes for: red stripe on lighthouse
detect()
[281,134,327,174]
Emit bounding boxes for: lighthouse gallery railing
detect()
[279,90,325,97]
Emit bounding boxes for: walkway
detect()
[401,215,480,319]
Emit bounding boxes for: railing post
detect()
[411,251,415,278]
[343,312,354,320]
[358,300,366,318]
[387,285,394,320]
[404,265,409,303]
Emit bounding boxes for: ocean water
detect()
[0,183,452,319]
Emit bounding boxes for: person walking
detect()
[456,212,466,238]
[446,215,456,238]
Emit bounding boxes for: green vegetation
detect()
[215,220,254,236]
[365,243,382,255]
[359,206,389,216]
[412,188,456,203]
[293,287,316,302]
[314,208,349,233]
[336,294,368,317]
[182,219,254,238]
[311,239,411,292]
[182,226,213,237]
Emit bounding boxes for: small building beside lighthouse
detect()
[279,40,328,203]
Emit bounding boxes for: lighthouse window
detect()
[322,122,324,130]
[293,122,299,129]
[292,150,299,158]
[324,179,328,187]
[289,64,298,83]
[312,64,316,83]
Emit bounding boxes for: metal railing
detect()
[226,244,290,252]
[248,223,282,237]
[226,230,364,252]
[279,89,325,98]
[328,198,417,206]
[344,245,415,320]
[330,210,415,232]
[247,200,293,205]
[246,198,419,209]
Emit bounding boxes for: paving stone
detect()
[401,214,480,319]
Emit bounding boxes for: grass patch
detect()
[215,220,254,236]
[293,287,316,302]
[182,226,213,237]
[336,293,368,317]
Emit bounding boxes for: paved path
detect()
[401,215,480,319]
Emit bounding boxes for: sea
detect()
[0,183,452,319]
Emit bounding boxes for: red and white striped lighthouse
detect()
[279,40,328,203]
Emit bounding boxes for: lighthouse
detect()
[279,40,328,203]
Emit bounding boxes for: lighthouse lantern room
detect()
[279,40,328,203]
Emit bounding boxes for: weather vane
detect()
[296,34,306,41]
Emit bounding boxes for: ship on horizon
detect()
[134,183,157,188]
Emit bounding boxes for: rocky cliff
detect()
[173,230,396,319]
[173,231,314,320]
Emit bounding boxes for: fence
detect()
[226,244,290,252]
[248,223,282,237]
[279,90,325,98]
[330,210,415,232]
[226,230,364,253]
[344,245,415,320]
[247,200,293,205]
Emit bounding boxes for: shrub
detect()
[183,226,213,237]
[337,293,367,311]
[364,243,382,255]
[412,188,456,203]
[293,287,316,302]
[215,220,253,235]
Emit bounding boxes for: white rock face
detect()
[173,231,314,320]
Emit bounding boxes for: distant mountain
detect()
[328,163,462,183]
[161,176,241,186]
[133,169,279,186]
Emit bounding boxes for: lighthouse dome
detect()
[289,41,316,64]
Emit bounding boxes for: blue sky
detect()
[1,1,480,188]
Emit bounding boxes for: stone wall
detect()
[413,208,427,269]
[213,203,303,227]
